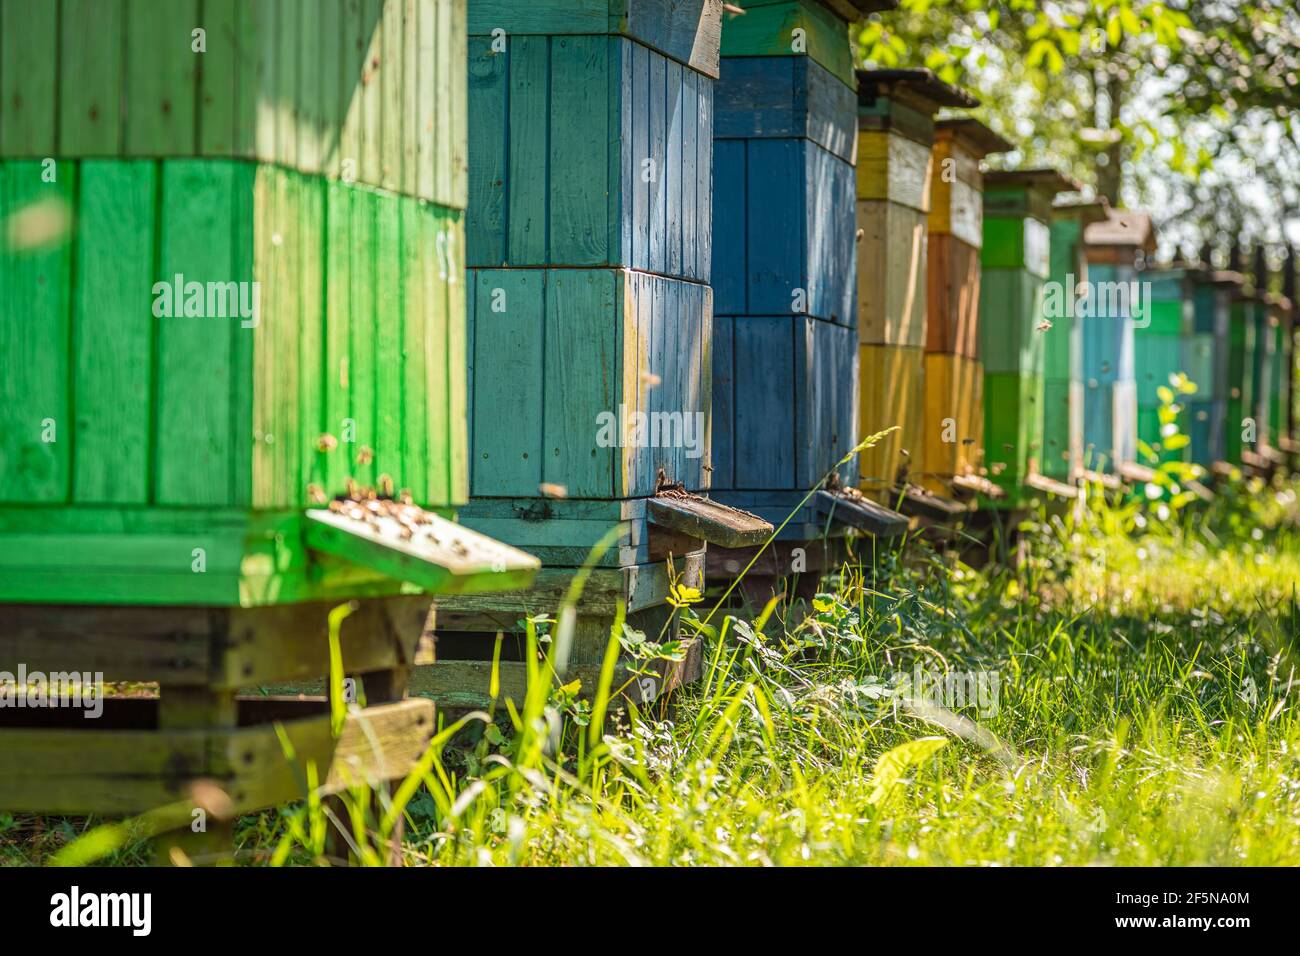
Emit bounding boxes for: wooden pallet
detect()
[0,595,436,863]
[421,549,709,711]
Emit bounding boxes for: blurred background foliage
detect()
[859,0,1300,271]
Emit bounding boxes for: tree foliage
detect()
[859,0,1300,259]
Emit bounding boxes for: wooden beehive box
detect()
[0,0,467,207]
[0,2,538,607]
[0,2,541,852]
[709,0,904,542]
[979,169,1078,498]
[855,69,976,496]
[1183,260,1239,467]
[1042,199,1108,481]
[1082,208,1155,474]
[1136,268,1194,464]
[918,117,1009,495]
[459,1,771,567]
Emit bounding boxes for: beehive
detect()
[1182,254,1237,467]
[855,69,977,498]
[0,1,538,854]
[0,1,533,607]
[0,0,466,206]
[1136,269,1193,464]
[708,0,905,552]
[979,169,1078,500]
[448,0,770,703]
[1082,208,1155,474]
[1043,199,1108,482]
[919,118,1009,496]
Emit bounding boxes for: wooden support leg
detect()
[153,687,238,867]
[325,666,409,866]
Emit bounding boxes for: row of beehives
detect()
[0,1,1296,853]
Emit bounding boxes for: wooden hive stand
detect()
[0,0,540,863]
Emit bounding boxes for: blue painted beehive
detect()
[1081,208,1154,475]
[709,0,907,569]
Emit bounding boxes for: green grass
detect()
[6,477,1300,867]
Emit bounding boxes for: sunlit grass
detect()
[9,479,1300,867]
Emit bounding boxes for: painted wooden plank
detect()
[317,0,345,174]
[858,343,923,493]
[746,138,801,315]
[470,268,544,496]
[545,268,617,495]
[630,39,651,271]
[71,162,155,504]
[155,161,240,506]
[680,66,698,281]
[277,0,304,172]
[358,0,385,187]
[0,163,73,502]
[59,0,124,156]
[124,0,199,155]
[322,180,353,496]
[666,57,684,278]
[733,317,794,488]
[709,309,735,489]
[465,36,506,264]
[926,232,980,357]
[552,35,611,266]
[647,45,667,272]
[199,0,241,157]
[250,165,302,509]
[374,190,404,483]
[696,76,713,283]
[500,35,545,264]
[449,0,469,207]
[807,142,856,326]
[378,0,402,190]
[397,199,429,501]
[856,199,927,347]
[0,0,57,154]
[711,138,746,315]
[347,182,377,488]
[445,214,469,504]
[297,173,325,500]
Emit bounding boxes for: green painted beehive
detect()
[978,169,1078,502]
[0,0,536,606]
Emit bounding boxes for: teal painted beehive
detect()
[1182,251,1237,467]
[1043,199,1108,483]
[1082,208,1154,476]
[440,0,771,707]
